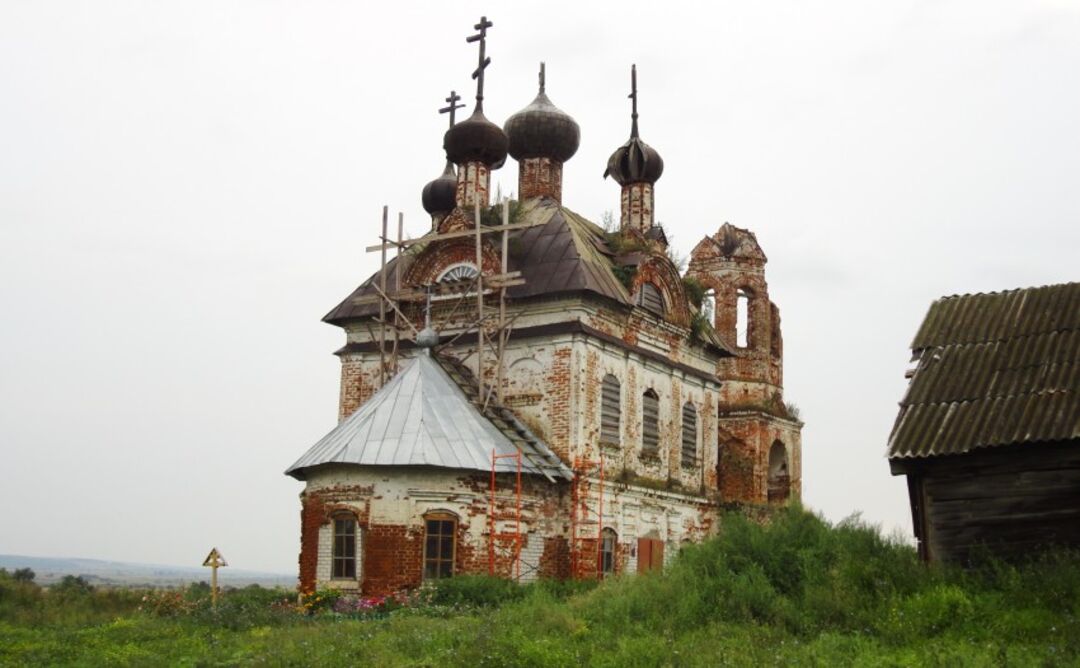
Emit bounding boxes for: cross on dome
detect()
[439,90,465,128]
[466,16,494,111]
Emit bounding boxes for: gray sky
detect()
[1,1,1077,574]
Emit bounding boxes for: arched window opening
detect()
[636,282,665,316]
[642,389,660,454]
[600,374,621,446]
[600,528,618,576]
[767,441,790,504]
[423,512,458,579]
[332,514,357,579]
[681,402,698,468]
[437,263,479,283]
[702,289,716,326]
[736,289,751,348]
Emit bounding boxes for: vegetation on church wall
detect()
[3,508,1078,665]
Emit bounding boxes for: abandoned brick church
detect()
[286,18,802,595]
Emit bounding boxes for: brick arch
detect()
[630,255,691,327]
[402,238,502,288]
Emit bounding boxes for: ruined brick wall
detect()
[296,463,721,591]
[716,413,802,504]
[299,466,573,595]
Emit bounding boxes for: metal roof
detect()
[285,352,571,480]
[888,282,1080,460]
[324,200,642,321]
[320,198,731,354]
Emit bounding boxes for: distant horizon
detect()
[0,553,293,578]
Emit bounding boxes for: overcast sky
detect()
[1,1,1077,575]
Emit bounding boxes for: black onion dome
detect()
[604,136,664,186]
[504,91,580,162]
[421,162,457,215]
[444,109,509,168]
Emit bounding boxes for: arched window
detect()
[636,282,665,316]
[600,375,621,446]
[332,514,357,579]
[736,288,751,347]
[642,389,660,454]
[437,263,479,283]
[600,528,618,576]
[767,441,790,504]
[702,289,716,326]
[681,402,697,468]
[423,512,457,579]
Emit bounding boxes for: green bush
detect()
[430,575,525,608]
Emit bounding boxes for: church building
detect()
[286,18,802,596]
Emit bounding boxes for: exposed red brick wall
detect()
[362,524,424,595]
[518,157,563,201]
[298,486,373,594]
[540,536,571,579]
[338,355,379,421]
[545,347,572,460]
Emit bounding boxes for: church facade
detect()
[286,19,801,596]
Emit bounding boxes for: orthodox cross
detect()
[439,90,465,128]
[466,16,493,111]
[201,547,227,608]
[539,62,546,94]
[629,64,640,138]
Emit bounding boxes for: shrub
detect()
[430,575,525,608]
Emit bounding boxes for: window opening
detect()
[681,402,697,468]
[702,289,716,325]
[736,289,750,347]
[642,390,660,454]
[437,263,479,283]
[767,441,790,504]
[600,375,621,445]
[332,516,357,579]
[636,282,665,316]
[424,514,457,579]
[600,528,617,575]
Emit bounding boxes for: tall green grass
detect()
[2,507,1078,666]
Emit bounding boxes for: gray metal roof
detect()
[286,352,571,480]
[888,282,1080,460]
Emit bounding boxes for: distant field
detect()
[0,554,294,588]
[2,508,1077,666]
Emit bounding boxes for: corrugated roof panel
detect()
[889,282,1079,460]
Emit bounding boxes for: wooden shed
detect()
[888,282,1080,563]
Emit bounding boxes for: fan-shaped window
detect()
[600,375,621,446]
[642,389,660,454]
[681,402,697,468]
[437,263,479,283]
[636,282,664,316]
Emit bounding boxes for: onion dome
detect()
[504,64,580,162]
[603,64,664,185]
[421,161,457,215]
[444,109,509,169]
[604,136,664,185]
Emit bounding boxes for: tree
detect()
[12,568,35,582]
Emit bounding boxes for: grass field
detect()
[2,507,1078,666]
